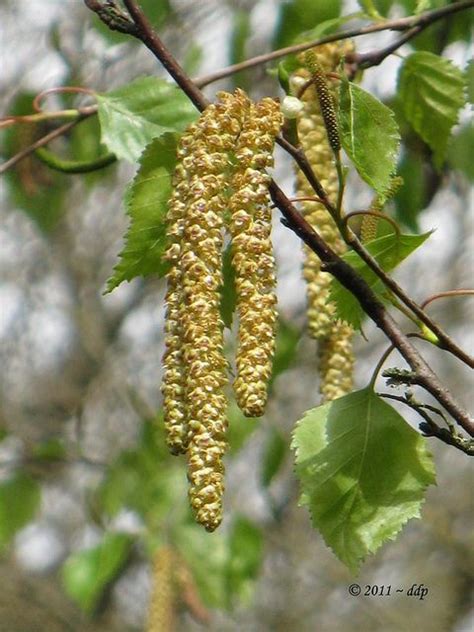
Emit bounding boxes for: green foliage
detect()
[273,0,342,48]
[448,123,474,182]
[394,149,427,231]
[175,516,263,609]
[97,417,189,529]
[229,10,252,90]
[97,77,197,162]
[357,0,382,18]
[330,232,431,329]
[339,81,400,198]
[292,387,436,573]
[3,92,67,232]
[0,473,40,551]
[61,532,133,614]
[397,52,465,168]
[106,134,177,292]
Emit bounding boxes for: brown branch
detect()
[194,0,474,87]
[85,0,474,439]
[270,183,474,437]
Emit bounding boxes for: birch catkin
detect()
[291,42,355,401]
[162,90,281,531]
[229,98,283,417]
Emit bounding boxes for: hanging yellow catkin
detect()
[229,97,283,417]
[291,42,355,401]
[162,90,281,530]
[146,547,175,632]
[360,176,404,243]
[181,91,249,532]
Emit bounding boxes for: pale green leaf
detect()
[339,81,400,197]
[0,473,40,551]
[465,59,474,104]
[397,52,465,168]
[61,532,132,613]
[292,387,436,573]
[273,0,342,49]
[106,134,177,292]
[357,0,381,18]
[329,231,431,329]
[97,77,197,162]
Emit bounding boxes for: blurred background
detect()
[0,0,472,630]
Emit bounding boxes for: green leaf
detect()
[292,387,435,573]
[357,0,382,18]
[220,244,237,329]
[175,516,263,610]
[229,10,252,91]
[394,150,426,231]
[273,0,342,49]
[61,532,132,613]
[448,123,474,182]
[260,428,287,488]
[106,134,177,292]
[97,77,197,162]
[397,52,465,168]
[339,81,400,197]
[0,473,40,551]
[97,419,189,528]
[225,517,263,606]
[3,92,67,232]
[31,437,66,462]
[329,232,431,329]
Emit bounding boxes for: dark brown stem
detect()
[194,0,474,87]
[351,26,422,69]
[122,0,208,112]
[270,183,474,437]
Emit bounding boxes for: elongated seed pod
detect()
[181,91,249,531]
[229,98,283,417]
[146,547,175,632]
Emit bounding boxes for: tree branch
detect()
[194,0,474,87]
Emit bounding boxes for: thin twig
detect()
[380,393,474,455]
[194,0,474,87]
[421,289,474,310]
[0,117,86,175]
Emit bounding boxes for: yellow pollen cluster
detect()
[230,98,283,417]
[291,42,355,401]
[162,90,282,531]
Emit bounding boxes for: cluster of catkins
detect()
[290,42,355,402]
[161,90,282,531]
